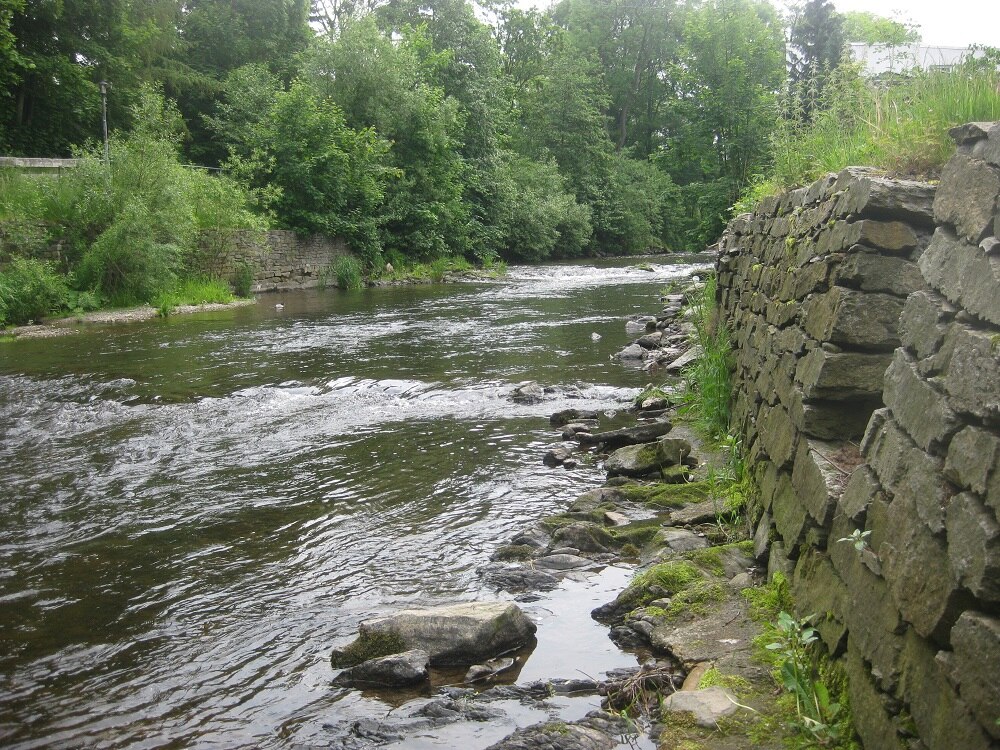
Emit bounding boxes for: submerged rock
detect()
[332,601,537,668]
[332,649,429,688]
[550,408,600,427]
[512,381,545,403]
[484,710,631,750]
[464,656,517,683]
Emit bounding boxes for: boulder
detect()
[664,346,703,373]
[512,382,545,404]
[552,522,615,553]
[332,649,429,688]
[616,343,646,360]
[604,437,694,478]
[332,602,537,667]
[661,687,741,728]
[578,420,674,449]
[543,442,576,467]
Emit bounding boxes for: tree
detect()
[552,0,682,157]
[303,19,469,260]
[222,78,392,262]
[787,0,844,119]
[841,11,919,45]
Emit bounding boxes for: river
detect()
[0,257,708,748]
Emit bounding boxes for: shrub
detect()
[76,202,180,306]
[232,261,255,297]
[331,255,363,290]
[0,257,69,326]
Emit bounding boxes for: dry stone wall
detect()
[199,230,348,292]
[718,122,1000,750]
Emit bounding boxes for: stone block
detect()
[934,152,1000,243]
[792,259,832,298]
[899,290,957,363]
[880,490,969,645]
[882,349,960,453]
[898,629,993,750]
[944,425,1000,500]
[918,226,1000,326]
[837,465,882,524]
[833,167,936,226]
[942,322,1000,421]
[796,347,892,399]
[791,550,848,652]
[768,539,795,580]
[753,511,772,561]
[865,414,951,533]
[788,390,880,441]
[951,611,1000,740]
[791,439,847,526]
[771,470,811,549]
[834,251,926,296]
[844,646,907,750]
[757,404,798,468]
[802,287,904,349]
[847,219,920,252]
[831,515,905,688]
[946,492,1000,602]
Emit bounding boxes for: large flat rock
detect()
[333,601,537,667]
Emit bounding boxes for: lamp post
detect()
[99,80,111,165]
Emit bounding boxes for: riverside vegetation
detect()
[3,1,998,327]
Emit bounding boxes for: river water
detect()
[0,258,707,749]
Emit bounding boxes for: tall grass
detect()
[740,60,1000,209]
[679,274,733,442]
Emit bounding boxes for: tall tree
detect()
[787,0,844,119]
[552,0,682,157]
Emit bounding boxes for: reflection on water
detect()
[0,259,706,748]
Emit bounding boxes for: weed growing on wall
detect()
[679,274,734,441]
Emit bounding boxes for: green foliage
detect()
[0,256,68,326]
[752,61,1000,201]
[841,11,919,45]
[223,78,390,264]
[764,612,855,746]
[153,277,234,312]
[678,275,733,441]
[742,572,793,623]
[232,261,254,298]
[330,255,364,290]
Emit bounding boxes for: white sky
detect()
[828,0,1000,48]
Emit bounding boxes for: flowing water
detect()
[0,258,709,749]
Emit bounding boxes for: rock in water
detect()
[332,601,536,667]
[464,656,516,683]
[512,381,545,403]
[332,649,429,688]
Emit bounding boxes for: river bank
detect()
[322,271,808,750]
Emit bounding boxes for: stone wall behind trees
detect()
[198,230,348,293]
[717,123,1000,749]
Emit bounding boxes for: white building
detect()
[847,43,975,76]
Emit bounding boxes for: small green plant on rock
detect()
[765,611,851,747]
[837,529,871,553]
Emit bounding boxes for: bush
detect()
[232,261,255,297]
[75,202,180,306]
[0,257,69,326]
[330,255,363,290]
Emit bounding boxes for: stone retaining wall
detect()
[199,229,348,292]
[717,123,1000,749]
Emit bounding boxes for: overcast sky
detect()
[826,0,1000,48]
